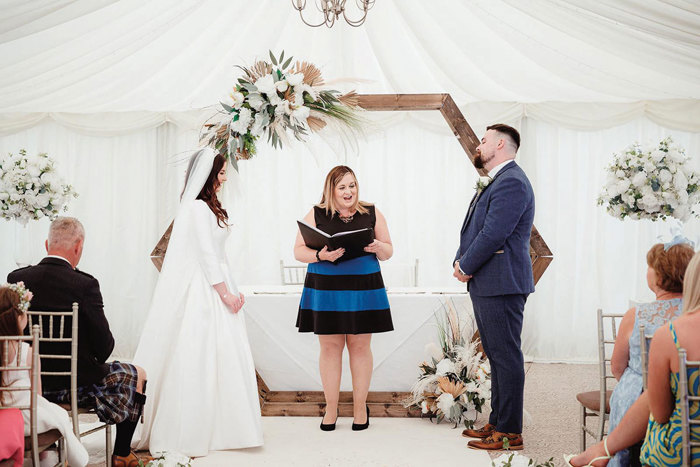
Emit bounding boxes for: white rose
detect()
[286,72,304,87]
[275,100,291,116]
[640,193,660,211]
[669,149,686,164]
[254,74,277,96]
[615,170,625,178]
[292,92,305,108]
[268,92,282,106]
[616,179,631,194]
[674,170,689,192]
[246,93,265,111]
[230,108,253,134]
[27,164,41,178]
[291,105,310,125]
[464,381,479,393]
[420,400,429,414]
[275,80,289,93]
[436,393,454,414]
[674,205,690,222]
[651,150,665,162]
[424,342,443,362]
[229,91,245,109]
[632,172,647,188]
[436,358,456,376]
[644,161,656,173]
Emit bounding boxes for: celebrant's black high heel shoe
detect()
[352,405,370,431]
[320,409,338,431]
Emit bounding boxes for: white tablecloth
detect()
[239,286,473,391]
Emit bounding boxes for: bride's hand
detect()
[239,293,245,307]
[222,293,242,313]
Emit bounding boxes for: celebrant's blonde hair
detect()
[317,166,370,217]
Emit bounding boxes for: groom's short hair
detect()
[487,123,520,152]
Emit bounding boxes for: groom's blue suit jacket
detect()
[455,161,535,297]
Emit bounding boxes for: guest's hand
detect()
[222,293,242,313]
[239,292,245,307]
[453,261,472,283]
[319,246,345,262]
[364,240,383,254]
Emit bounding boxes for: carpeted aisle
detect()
[192,416,492,466]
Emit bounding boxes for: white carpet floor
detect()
[190,416,492,467]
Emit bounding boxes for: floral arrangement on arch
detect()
[0,149,78,226]
[200,51,363,168]
[404,299,490,429]
[597,136,700,222]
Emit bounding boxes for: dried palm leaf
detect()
[294,60,324,86]
[306,115,327,132]
[438,376,467,398]
[337,91,360,108]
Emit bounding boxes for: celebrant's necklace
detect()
[339,212,354,223]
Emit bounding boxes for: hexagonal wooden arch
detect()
[150,93,553,418]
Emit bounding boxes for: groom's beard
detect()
[474,152,495,169]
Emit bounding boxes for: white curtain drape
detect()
[1,113,698,362]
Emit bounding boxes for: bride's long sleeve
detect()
[191,201,225,285]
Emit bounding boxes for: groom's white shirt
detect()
[488,158,514,179]
[46,254,73,268]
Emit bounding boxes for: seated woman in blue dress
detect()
[566,248,700,467]
[607,242,693,467]
[294,165,394,432]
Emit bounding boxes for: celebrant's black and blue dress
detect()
[296,205,394,335]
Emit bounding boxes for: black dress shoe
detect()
[352,405,370,431]
[320,410,338,431]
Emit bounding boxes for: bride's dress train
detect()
[131,149,263,456]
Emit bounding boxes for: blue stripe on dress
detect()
[307,255,379,276]
[300,289,389,312]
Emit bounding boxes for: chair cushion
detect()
[24,429,62,452]
[576,390,613,413]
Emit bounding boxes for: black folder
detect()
[297,220,374,256]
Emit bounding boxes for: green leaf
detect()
[282,56,293,69]
[269,50,277,65]
[279,50,284,65]
[220,102,234,113]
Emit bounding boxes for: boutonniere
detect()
[475,176,493,193]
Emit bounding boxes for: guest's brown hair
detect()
[0,287,24,375]
[646,243,695,293]
[197,154,229,228]
[486,123,520,151]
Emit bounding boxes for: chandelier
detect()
[291,0,375,28]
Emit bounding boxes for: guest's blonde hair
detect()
[317,166,370,217]
[48,217,85,250]
[682,251,700,314]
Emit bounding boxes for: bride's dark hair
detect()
[197,154,229,228]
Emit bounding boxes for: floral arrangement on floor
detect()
[0,149,78,226]
[138,452,191,467]
[597,136,700,222]
[404,299,490,429]
[200,50,363,169]
[492,453,555,467]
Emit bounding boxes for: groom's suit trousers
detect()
[471,293,527,434]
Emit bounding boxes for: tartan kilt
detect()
[43,361,145,424]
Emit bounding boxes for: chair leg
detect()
[597,414,606,441]
[106,424,113,467]
[580,404,586,451]
[58,437,67,467]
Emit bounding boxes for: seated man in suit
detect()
[8,217,151,467]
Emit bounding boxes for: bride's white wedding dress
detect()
[131,149,263,456]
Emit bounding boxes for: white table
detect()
[239,286,473,391]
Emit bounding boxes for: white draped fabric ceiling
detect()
[0,0,699,363]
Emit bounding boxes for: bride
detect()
[132,148,263,456]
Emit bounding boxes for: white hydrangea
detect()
[435,358,456,376]
[0,150,77,226]
[598,137,699,222]
[436,393,454,414]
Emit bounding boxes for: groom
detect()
[453,123,535,450]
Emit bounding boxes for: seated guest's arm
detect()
[647,325,675,424]
[611,307,635,380]
[82,276,115,363]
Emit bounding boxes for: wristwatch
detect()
[315,250,322,262]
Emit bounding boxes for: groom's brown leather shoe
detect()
[462,422,496,438]
[112,451,153,467]
[467,431,524,451]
